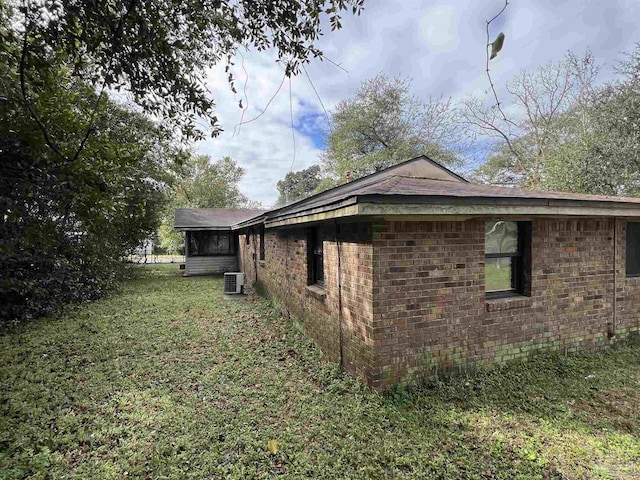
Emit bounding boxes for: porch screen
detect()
[188,231,235,256]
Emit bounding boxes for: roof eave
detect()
[357,196,640,218]
[174,226,234,231]
[260,195,640,228]
[266,204,361,228]
[361,194,640,210]
[234,214,267,230]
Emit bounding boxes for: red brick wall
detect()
[238,223,375,382]
[238,217,640,389]
[371,218,640,388]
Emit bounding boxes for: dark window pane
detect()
[485,220,518,254]
[188,231,234,256]
[316,251,324,284]
[485,257,513,292]
[626,222,640,276]
[307,228,324,285]
[217,233,228,254]
[188,232,197,255]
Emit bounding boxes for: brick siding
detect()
[239,217,640,389]
[239,222,375,383]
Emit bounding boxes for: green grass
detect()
[485,260,512,292]
[1,265,639,479]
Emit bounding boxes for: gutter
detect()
[174,226,234,231]
[362,194,640,210]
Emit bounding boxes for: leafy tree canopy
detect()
[0,41,184,323]
[276,165,322,205]
[542,79,640,196]
[171,155,257,209]
[469,45,640,197]
[5,0,364,142]
[320,74,465,183]
[465,51,599,188]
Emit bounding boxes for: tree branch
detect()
[19,11,68,162]
[485,0,517,128]
[70,0,139,163]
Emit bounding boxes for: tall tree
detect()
[469,45,640,197]
[465,51,599,188]
[0,46,182,323]
[172,155,256,209]
[542,47,640,196]
[320,74,465,183]
[276,165,322,205]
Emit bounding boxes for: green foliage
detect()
[1,265,639,478]
[0,21,183,323]
[6,0,364,140]
[171,155,256,209]
[542,68,640,196]
[158,155,260,253]
[467,51,599,188]
[276,165,322,206]
[471,45,640,197]
[321,74,464,184]
[313,177,341,194]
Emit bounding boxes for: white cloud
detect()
[419,5,459,52]
[194,0,640,205]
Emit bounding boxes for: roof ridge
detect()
[393,175,464,183]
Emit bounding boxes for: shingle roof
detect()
[354,175,640,205]
[178,156,640,230]
[174,208,266,230]
[254,155,467,221]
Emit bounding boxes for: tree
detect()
[4,0,364,146]
[469,45,640,197]
[158,155,260,253]
[172,155,257,209]
[0,45,183,323]
[320,74,465,183]
[542,48,640,196]
[465,51,599,188]
[276,165,322,205]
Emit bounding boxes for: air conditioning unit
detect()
[224,272,245,294]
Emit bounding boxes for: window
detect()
[307,228,324,286]
[626,222,640,277]
[259,226,265,261]
[188,231,235,256]
[485,220,531,298]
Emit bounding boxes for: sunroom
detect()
[173,208,265,276]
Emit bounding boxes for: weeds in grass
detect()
[1,265,638,479]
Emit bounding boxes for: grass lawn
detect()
[1,265,639,479]
[485,260,512,292]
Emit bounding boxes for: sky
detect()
[196,0,640,207]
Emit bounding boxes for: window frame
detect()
[307,228,324,286]
[485,221,532,299]
[187,230,236,257]
[626,221,640,278]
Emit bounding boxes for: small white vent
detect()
[224,272,245,294]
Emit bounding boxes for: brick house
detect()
[175,156,640,389]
